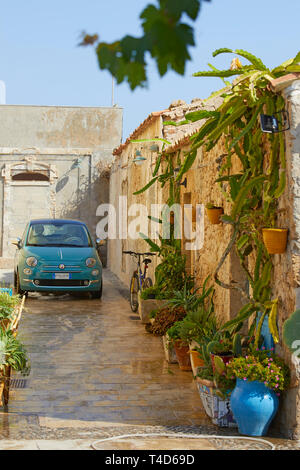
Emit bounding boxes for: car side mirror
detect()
[11,238,21,248]
[96,238,106,246]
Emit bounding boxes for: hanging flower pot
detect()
[174,340,192,371]
[230,379,279,436]
[262,228,288,254]
[206,205,224,225]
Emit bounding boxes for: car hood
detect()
[23,246,97,263]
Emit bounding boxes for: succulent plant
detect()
[283,310,300,357]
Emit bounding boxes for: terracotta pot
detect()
[174,340,192,371]
[262,228,288,254]
[190,349,205,376]
[211,353,233,373]
[206,207,223,225]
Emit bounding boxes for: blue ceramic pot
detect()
[230,378,279,436]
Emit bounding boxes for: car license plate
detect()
[53,273,71,280]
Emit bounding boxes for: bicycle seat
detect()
[143,258,152,264]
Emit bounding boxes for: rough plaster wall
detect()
[0,105,122,150]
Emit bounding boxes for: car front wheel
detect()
[91,280,103,299]
[14,271,27,297]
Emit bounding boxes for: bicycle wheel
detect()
[142,277,153,289]
[129,273,139,312]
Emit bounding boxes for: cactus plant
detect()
[232,333,242,356]
[283,309,300,357]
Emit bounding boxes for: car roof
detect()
[29,219,86,226]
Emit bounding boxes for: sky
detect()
[1,0,300,141]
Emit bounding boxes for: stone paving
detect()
[0,269,298,450]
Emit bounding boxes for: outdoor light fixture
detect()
[260,110,290,134]
[173,167,187,188]
[133,150,147,166]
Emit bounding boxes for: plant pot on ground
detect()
[196,365,237,428]
[162,334,178,364]
[166,322,191,371]
[227,349,290,436]
[145,305,186,336]
[138,292,168,324]
[189,349,205,376]
[205,204,224,225]
[262,228,288,254]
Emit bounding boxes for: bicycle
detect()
[122,251,156,312]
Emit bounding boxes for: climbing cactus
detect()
[232,333,242,356]
[283,310,300,357]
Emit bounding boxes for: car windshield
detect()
[26,222,92,247]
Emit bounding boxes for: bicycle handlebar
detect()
[122,251,156,256]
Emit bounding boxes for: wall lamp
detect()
[260,110,290,133]
[133,149,147,166]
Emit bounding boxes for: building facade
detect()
[0,104,123,265]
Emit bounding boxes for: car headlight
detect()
[86,257,96,268]
[23,268,32,275]
[26,257,38,267]
[91,269,99,276]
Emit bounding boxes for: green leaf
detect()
[139,233,160,252]
[133,176,159,195]
[193,69,245,78]
[273,171,286,199]
[131,137,171,145]
[175,150,197,182]
[228,103,263,151]
[231,175,265,220]
[185,110,220,122]
[234,49,267,71]
[237,234,249,250]
[212,47,233,57]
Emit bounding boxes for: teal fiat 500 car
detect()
[13,219,103,298]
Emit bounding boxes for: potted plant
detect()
[140,286,159,300]
[196,361,237,428]
[167,322,191,371]
[227,349,290,436]
[0,292,22,330]
[0,328,30,406]
[207,331,242,371]
[262,228,288,254]
[205,203,224,225]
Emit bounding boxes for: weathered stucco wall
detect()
[0,105,123,263]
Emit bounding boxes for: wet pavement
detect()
[0,269,298,450]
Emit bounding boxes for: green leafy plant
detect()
[0,329,30,375]
[170,48,300,347]
[282,309,300,357]
[140,286,169,300]
[0,293,21,321]
[79,0,212,90]
[166,320,187,346]
[227,349,290,393]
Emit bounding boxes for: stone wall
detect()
[108,85,300,438]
